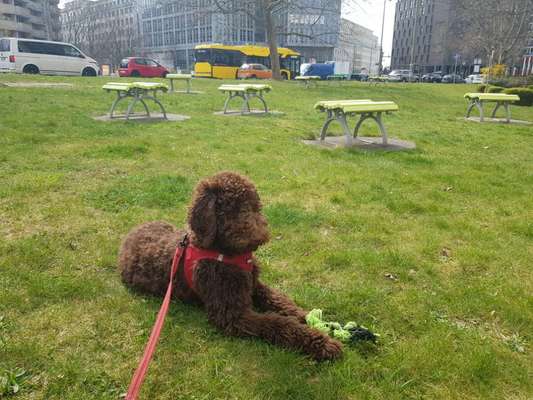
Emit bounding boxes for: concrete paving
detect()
[213,110,285,117]
[1,82,73,88]
[172,90,205,94]
[462,117,532,125]
[303,136,416,151]
[93,113,190,122]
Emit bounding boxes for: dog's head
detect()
[188,172,270,255]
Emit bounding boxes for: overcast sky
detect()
[343,0,396,67]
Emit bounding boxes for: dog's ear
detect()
[188,187,217,248]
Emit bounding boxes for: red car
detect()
[118,57,168,78]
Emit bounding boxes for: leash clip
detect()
[179,234,190,249]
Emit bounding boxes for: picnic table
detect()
[167,73,193,93]
[295,75,321,88]
[464,93,520,123]
[327,74,349,81]
[102,82,168,120]
[218,84,272,115]
[315,100,399,146]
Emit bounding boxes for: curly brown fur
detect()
[118,171,342,361]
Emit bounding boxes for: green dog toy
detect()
[305,309,379,344]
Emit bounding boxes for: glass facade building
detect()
[140,0,343,70]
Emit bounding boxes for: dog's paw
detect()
[312,337,343,361]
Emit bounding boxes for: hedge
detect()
[503,88,533,106]
[478,84,488,92]
[487,86,505,93]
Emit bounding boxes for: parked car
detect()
[464,74,484,84]
[0,37,99,76]
[350,73,369,81]
[301,63,335,79]
[237,63,272,79]
[118,57,169,78]
[388,69,420,82]
[442,74,464,83]
[421,71,443,83]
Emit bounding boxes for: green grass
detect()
[1,74,532,400]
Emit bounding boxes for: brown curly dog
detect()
[118,171,342,361]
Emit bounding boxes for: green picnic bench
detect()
[464,93,520,123]
[315,100,399,146]
[167,73,193,93]
[218,84,272,115]
[295,75,321,88]
[327,74,349,81]
[102,82,168,120]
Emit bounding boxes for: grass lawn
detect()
[0,74,532,400]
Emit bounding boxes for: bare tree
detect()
[61,3,90,48]
[451,0,533,66]
[61,1,139,67]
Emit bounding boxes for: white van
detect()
[464,74,484,84]
[0,37,99,76]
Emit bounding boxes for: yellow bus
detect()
[194,44,302,80]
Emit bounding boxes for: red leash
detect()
[125,237,188,400]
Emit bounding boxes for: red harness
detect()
[184,244,254,290]
[125,235,254,400]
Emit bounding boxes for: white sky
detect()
[59,0,397,66]
[342,0,396,67]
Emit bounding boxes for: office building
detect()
[0,0,60,40]
[140,0,343,69]
[281,0,342,62]
[61,0,139,65]
[334,18,379,74]
[391,0,455,73]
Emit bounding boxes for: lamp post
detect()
[488,48,495,83]
[378,0,387,75]
[409,0,419,82]
[453,53,460,83]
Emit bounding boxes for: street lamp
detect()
[409,0,419,82]
[378,0,392,76]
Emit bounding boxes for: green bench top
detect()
[327,74,349,79]
[218,84,272,92]
[102,82,168,92]
[296,76,321,80]
[464,93,520,102]
[315,100,399,113]
[167,74,192,79]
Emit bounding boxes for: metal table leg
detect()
[319,110,335,141]
[504,102,511,123]
[109,91,128,119]
[241,92,251,114]
[319,110,352,146]
[338,111,353,146]
[466,99,484,121]
[354,112,389,145]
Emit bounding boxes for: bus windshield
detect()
[281,56,302,77]
[194,49,211,63]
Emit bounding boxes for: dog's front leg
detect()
[252,281,307,323]
[195,263,342,361]
[205,301,342,361]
